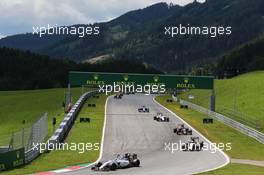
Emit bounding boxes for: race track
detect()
[63,94,229,175]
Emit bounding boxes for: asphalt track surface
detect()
[63,94,229,175]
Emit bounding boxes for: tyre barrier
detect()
[48,91,97,148]
[166,99,173,103]
[19,91,97,165]
[180,105,188,109]
[25,91,97,163]
[203,118,214,124]
[88,104,96,107]
[80,117,90,123]
[25,145,40,163]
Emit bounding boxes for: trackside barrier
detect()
[25,145,40,163]
[21,113,48,163]
[172,95,264,144]
[48,91,97,146]
[25,91,97,163]
[24,113,48,163]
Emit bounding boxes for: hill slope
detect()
[180,71,264,132]
[1,0,264,72]
[216,36,264,78]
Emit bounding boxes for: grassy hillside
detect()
[216,36,264,78]
[0,88,83,146]
[156,95,264,160]
[180,71,264,132]
[2,94,108,175]
[156,95,264,174]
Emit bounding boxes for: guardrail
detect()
[25,144,40,163]
[172,95,264,144]
[48,91,97,145]
[25,91,97,163]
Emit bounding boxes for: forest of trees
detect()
[0,47,160,90]
[1,0,264,73]
[215,37,264,78]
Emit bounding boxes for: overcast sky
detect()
[0,0,205,37]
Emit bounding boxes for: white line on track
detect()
[59,95,112,173]
[153,96,230,175]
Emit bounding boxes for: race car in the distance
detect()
[138,106,149,112]
[173,124,192,135]
[114,93,123,99]
[91,153,140,171]
[181,137,204,151]
[153,112,169,122]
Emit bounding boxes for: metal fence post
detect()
[9,132,14,150]
[210,89,215,112]
[22,128,24,149]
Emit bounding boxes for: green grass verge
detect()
[1,91,107,175]
[156,95,264,174]
[198,163,264,175]
[0,88,82,138]
[155,95,264,160]
[179,71,264,132]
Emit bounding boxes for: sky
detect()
[0,0,205,37]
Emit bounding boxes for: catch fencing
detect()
[172,95,264,144]
[24,91,97,163]
[0,113,48,163]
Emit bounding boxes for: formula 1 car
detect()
[153,112,169,122]
[181,137,204,151]
[173,124,192,135]
[91,153,140,171]
[138,106,149,112]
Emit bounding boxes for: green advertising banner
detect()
[0,148,25,171]
[69,72,214,90]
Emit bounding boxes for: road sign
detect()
[69,72,214,90]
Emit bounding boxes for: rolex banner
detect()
[69,71,214,90]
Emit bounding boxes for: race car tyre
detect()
[200,142,204,149]
[110,163,117,170]
[181,144,187,151]
[133,159,140,167]
[96,162,102,167]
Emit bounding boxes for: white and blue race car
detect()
[91,153,140,171]
[153,112,169,122]
[181,137,204,151]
